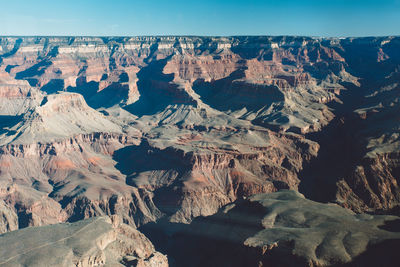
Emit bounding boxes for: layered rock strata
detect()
[0,36,399,231]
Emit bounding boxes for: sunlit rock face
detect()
[0,35,400,235]
[0,216,168,267]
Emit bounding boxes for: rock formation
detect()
[0,216,168,266]
[145,190,400,267]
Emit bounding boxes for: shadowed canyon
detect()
[0,36,400,266]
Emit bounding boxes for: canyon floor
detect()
[0,36,400,266]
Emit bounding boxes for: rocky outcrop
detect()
[148,190,400,267]
[115,128,318,223]
[0,92,124,145]
[0,216,168,267]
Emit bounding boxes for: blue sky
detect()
[1,0,399,37]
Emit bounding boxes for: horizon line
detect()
[0,34,399,39]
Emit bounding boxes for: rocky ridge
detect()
[147,190,400,267]
[0,216,168,266]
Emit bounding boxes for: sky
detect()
[0,0,399,37]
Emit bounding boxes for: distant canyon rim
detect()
[0,36,400,266]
